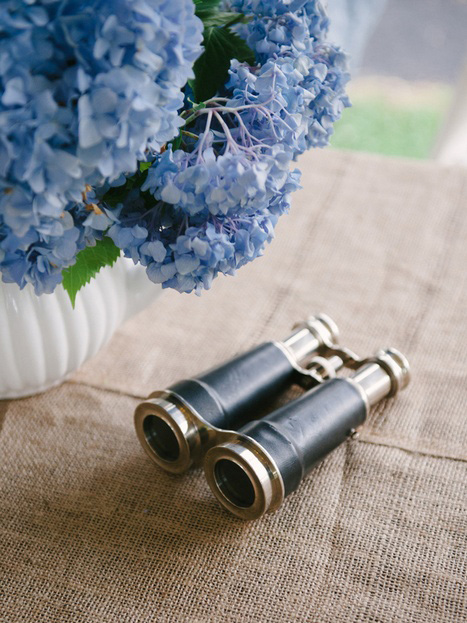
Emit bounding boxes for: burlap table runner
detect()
[1,150,466,622]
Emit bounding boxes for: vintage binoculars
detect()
[134,314,410,519]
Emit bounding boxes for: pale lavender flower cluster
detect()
[0,0,202,293]
[230,0,330,54]
[108,0,349,293]
[228,0,350,153]
[107,139,300,292]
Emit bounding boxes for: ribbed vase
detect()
[0,259,161,399]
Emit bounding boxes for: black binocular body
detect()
[134,314,410,520]
[169,341,301,430]
[204,349,409,519]
[135,314,340,473]
[239,378,367,496]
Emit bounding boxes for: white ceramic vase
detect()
[0,258,161,399]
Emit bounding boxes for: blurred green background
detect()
[331,78,452,159]
[326,0,467,162]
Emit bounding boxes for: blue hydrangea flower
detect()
[105,141,300,293]
[108,204,287,294]
[1,0,349,297]
[231,0,330,50]
[0,0,203,292]
[227,0,350,155]
[0,185,118,294]
[105,0,347,294]
[142,144,294,218]
[0,208,80,295]
[0,0,203,227]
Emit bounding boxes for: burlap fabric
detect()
[1,150,466,622]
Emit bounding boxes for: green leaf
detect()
[139,161,151,172]
[194,0,221,15]
[170,132,183,151]
[192,27,255,103]
[194,0,222,25]
[62,236,121,308]
[194,0,220,7]
[200,11,247,28]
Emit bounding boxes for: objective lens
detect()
[143,415,180,462]
[214,459,255,508]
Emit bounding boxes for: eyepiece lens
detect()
[214,459,255,508]
[143,415,180,462]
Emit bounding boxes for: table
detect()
[1,150,466,622]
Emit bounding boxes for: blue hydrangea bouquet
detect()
[0,0,349,305]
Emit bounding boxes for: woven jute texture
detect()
[1,150,466,623]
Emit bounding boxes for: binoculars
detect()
[134,314,410,520]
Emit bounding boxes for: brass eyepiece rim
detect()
[204,438,284,520]
[134,393,195,474]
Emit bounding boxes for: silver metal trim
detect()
[204,432,285,520]
[134,390,214,474]
[285,313,339,362]
[348,347,411,407]
[272,341,333,388]
[344,377,370,414]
